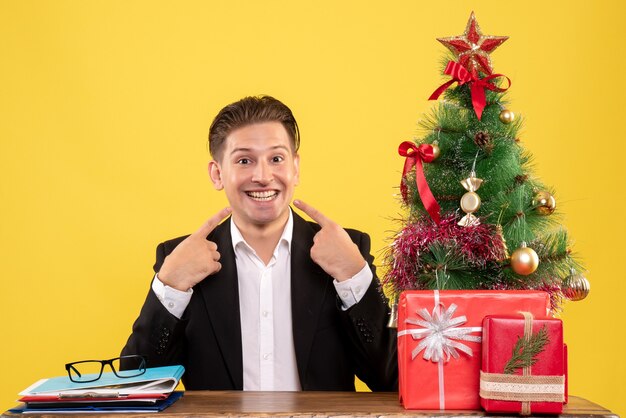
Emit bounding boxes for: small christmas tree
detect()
[384,12,589,311]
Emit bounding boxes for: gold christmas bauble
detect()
[532,191,556,215]
[460,191,481,214]
[431,141,440,160]
[499,109,515,124]
[510,243,539,275]
[562,271,590,301]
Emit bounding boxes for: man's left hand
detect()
[293,199,367,282]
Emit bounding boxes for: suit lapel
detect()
[290,212,330,386]
[196,218,244,389]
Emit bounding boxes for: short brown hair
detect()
[208,95,300,161]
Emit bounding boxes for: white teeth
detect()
[246,190,278,201]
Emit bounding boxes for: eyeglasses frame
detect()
[64,355,147,383]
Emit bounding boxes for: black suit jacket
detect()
[121,211,397,391]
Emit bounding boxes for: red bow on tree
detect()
[398,141,441,224]
[429,61,511,120]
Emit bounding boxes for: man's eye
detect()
[272,156,284,163]
[237,158,251,165]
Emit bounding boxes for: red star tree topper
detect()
[437,11,508,75]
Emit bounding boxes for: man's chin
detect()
[236,206,290,228]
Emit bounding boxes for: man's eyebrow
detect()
[230,145,291,154]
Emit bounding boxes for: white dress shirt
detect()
[151,210,373,390]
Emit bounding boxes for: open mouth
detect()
[245,190,278,201]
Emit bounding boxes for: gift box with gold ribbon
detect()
[480,313,567,414]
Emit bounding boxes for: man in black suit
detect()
[121,96,397,391]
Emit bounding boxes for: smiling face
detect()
[209,122,299,232]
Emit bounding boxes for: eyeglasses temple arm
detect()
[68,364,82,378]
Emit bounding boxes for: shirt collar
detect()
[230,209,293,256]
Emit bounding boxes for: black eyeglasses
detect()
[65,355,147,383]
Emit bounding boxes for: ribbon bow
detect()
[429,61,511,120]
[403,303,482,362]
[398,141,441,224]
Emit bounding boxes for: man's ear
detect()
[208,160,224,190]
[293,153,300,186]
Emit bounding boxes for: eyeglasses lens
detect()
[113,356,146,377]
[68,361,103,382]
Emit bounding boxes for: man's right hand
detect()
[157,207,231,291]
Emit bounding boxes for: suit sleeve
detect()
[120,240,188,369]
[339,231,398,392]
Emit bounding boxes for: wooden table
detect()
[2,391,618,417]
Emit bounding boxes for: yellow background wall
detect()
[1,1,624,415]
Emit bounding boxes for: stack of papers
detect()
[11,365,185,414]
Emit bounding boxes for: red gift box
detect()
[480,314,566,414]
[398,290,549,410]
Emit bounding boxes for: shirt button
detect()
[341,291,349,299]
[263,353,271,360]
[355,286,362,293]
[262,311,270,318]
[168,302,175,308]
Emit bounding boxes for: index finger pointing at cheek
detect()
[193,207,232,237]
[293,199,331,227]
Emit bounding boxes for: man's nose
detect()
[252,160,273,184]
